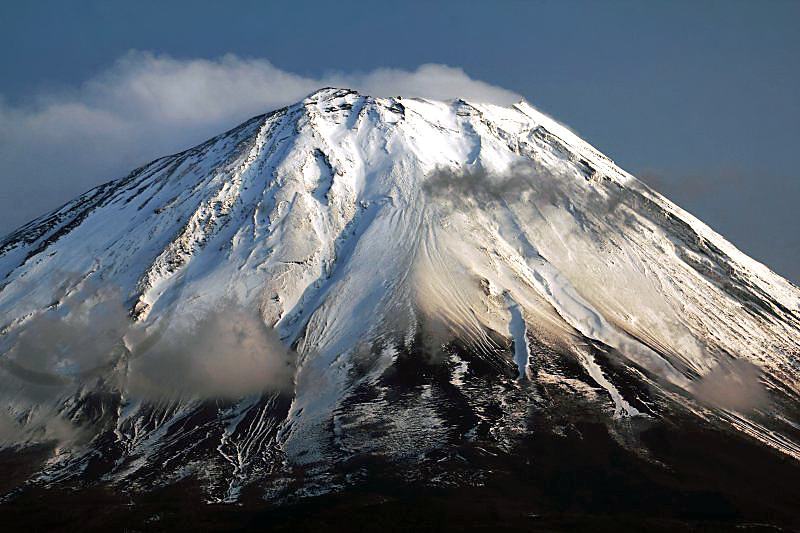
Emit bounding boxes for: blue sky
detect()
[0,0,798,281]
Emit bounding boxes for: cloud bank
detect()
[0,51,520,236]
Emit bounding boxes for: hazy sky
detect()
[0,0,797,282]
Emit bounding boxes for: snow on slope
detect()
[0,88,799,499]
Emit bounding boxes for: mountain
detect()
[1,88,799,528]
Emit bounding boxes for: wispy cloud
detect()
[0,283,295,446]
[0,51,520,236]
[690,359,770,413]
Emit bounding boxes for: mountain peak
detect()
[303,86,362,103]
[1,89,799,502]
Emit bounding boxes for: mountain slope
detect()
[0,88,799,505]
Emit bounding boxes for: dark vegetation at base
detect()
[1,415,798,532]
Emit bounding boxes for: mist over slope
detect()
[0,88,798,510]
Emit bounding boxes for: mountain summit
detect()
[1,88,799,510]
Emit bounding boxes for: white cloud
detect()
[0,51,520,235]
[328,63,520,104]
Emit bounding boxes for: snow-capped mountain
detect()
[1,87,799,504]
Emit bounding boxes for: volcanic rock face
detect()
[0,88,799,506]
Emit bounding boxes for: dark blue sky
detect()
[1,0,798,281]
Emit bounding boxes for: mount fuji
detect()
[1,88,799,529]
